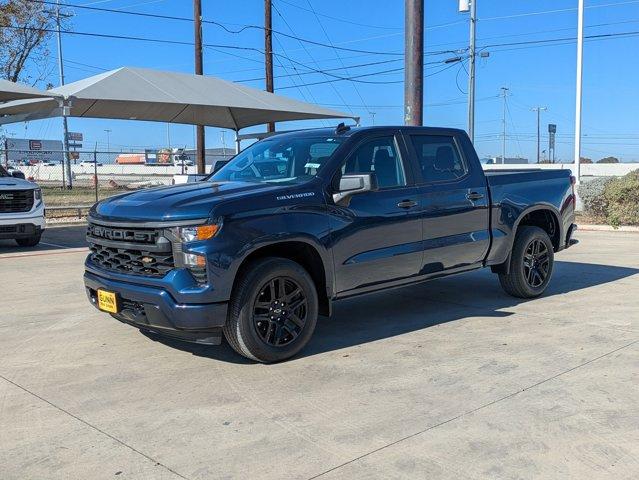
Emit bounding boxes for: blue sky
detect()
[4,0,639,162]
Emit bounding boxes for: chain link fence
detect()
[4,150,232,217]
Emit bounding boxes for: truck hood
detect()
[0,177,38,190]
[91,180,287,223]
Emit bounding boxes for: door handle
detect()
[466,192,484,201]
[397,199,418,209]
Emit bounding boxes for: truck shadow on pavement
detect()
[0,224,88,254]
[148,260,639,363]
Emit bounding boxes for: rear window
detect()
[409,135,467,183]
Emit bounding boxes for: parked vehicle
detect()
[173,157,194,167]
[0,165,45,247]
[84,126,577,362]
[6,165,25,179]
[80,160,103,167]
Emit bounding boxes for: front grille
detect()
[0,190,34,213]
[87,222,174,278]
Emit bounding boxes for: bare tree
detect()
[0,0,57,83]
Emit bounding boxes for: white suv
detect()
[0,165,45,247]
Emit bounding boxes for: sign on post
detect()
[66,132,83,142]
[6,138,64,164]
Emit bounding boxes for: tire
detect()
[498,226,554,299]
[15,234,41,247]
[223,257,319,363]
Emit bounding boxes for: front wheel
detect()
[15,233,41,247]
[498,226,554,298]
[223,257,319,363]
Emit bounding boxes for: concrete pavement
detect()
[0,230,637,479]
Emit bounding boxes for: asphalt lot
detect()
[1,228,638,479]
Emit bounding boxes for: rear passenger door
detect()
[403,131,490,273]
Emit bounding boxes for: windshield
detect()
[210,135,344,185]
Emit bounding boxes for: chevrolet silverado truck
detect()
[84,126,577,362]
[0,165,45,247]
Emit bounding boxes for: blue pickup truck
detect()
[85,125,577,362]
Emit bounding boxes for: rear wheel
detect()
[15,233,41,247]
[223,257,318,363]
[498,226,554,298]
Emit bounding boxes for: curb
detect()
[578,224,639,232]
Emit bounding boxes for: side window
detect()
[409,135,468,183]
[343,136,406,189]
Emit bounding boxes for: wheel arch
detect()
[232,239,333,317]
[491,203,562,275]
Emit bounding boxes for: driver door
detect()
[328,133,423,296]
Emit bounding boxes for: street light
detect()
[458,0,477,143]
[104,129,112,152]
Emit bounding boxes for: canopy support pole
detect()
[234,130,241,154]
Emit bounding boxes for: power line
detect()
[269,1,354,115]
[276,0,402,31]
[301,0,371,115]
[27,0,422,57]
[480,0,639,22]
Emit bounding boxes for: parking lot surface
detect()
[1,229,638,479]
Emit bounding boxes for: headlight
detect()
[34,188,42,201]
[169,221,221,286]
[171,223,220,243]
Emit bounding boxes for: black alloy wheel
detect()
[523,238,550,288]
[253,276,308,347]
[498,225,555,299]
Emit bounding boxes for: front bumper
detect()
[0,202,45,239]
[84,270,228,344]
[0,223,43,240]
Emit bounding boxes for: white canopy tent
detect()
[0,79,59,102]
[0,67,357,139]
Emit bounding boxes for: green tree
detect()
[597,156,620,164]
[0,0,57,83]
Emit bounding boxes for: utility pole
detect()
[193,0,205,174]
[467,0,477,143]
[532,106,547,163]
[574,0,584,185]
[500,87,509,164]
[264,0,275,133]
[404,0,424,126]
[104,129,112,152]
[56,0,72,188]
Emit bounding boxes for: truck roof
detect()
[268,125,468,140]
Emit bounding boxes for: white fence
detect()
[482,162,639,178]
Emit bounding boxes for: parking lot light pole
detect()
[574,0,584,185]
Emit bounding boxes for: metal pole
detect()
[467,0,477,143]
[56,0,72,188]
[404,0,423,126]
[93,149,98,203]
[537,108,541,163]
[574,0,584,184]
[234,131,241,154]
[532,107,547,163]
[193,0,206,174]
[501,87,508,164]
[265,0,275,133]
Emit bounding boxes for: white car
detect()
[173,158,194,167]
[0,165,45,247]
[79,160,103,167]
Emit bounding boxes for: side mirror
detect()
[333,173,378,203]
[11,170,25,179]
